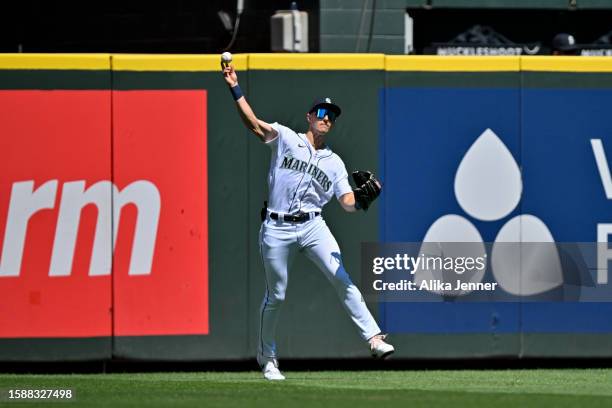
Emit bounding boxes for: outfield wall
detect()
[0,54,611,361]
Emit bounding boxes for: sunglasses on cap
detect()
[313,108,337,123]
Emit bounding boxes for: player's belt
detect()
[269,212,320,223]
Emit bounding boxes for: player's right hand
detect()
[222,64,238,87]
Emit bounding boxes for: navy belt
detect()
[269,212,320,223]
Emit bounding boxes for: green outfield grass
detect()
[1,369,611,407]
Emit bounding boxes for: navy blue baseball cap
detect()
[308,97,342,118]
[552,33,577,51]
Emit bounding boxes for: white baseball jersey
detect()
[265,122,352,214]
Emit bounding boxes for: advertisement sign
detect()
[0,90,208,338]
[381,87,612,333]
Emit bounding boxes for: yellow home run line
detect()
[0,54,612,72]
[248,54,385,70]
[521,56,612,72]
[0,54,111,70]
[386,56,520,72]
[111,54,248,71]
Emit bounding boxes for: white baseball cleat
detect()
[262,361,286,381]
[369,333,395,359]
[258,355,285,381]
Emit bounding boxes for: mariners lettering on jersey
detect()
[280,155,332,192]
[266,122,353,214]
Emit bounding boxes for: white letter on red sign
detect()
[49,180,160,277]
[0,180,57,277]
[49,181,112,277]
[113,181,160,276]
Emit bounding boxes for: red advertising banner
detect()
[113,90,208,336]
[0,89,208,338]
[0,90,112,337]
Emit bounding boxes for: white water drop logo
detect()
[414,215,485,296]
[492,215,562,296]
[455,129,522,221]
[417,128,563,296]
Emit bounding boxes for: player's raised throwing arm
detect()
[222,59,278,143]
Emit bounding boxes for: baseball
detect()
[221,52,232,63]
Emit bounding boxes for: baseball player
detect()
[222,59,394,381]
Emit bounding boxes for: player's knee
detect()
[269,291,286,304]
[331,267,353,288]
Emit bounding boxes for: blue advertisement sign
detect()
[379,87,612,334]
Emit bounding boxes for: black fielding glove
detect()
[352,171,382,211]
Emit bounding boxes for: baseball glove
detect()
[352,170,382,211]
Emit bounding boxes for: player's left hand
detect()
[352,170,382,211]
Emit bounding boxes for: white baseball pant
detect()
[257,215,381,360]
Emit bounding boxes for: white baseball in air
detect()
[221,52,232,63]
